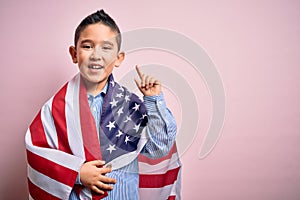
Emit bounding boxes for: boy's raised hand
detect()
[80,160,116,195]
[134,65,162,96]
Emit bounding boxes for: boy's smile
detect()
[69,23,124,95]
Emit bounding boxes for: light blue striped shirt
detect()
[69,84,176,199]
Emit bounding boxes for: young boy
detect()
[25,10,181,200]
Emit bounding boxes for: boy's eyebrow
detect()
[80,39,93,44]
[102,40,114,46]
[80,39,114,46]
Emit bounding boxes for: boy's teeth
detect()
[90,66,101,69]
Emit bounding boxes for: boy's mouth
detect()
[88,64,104,69]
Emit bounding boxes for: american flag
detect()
[25,73,181,199]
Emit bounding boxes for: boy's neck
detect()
[83,79,107,96]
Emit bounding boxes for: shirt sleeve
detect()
[141,92,177,158]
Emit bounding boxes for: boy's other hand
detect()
[80,160,116,195]
[134,65,162,96]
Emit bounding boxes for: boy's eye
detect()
[102,45,112,50]
[82,45,92,49]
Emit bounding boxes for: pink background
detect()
[1,0,300,199]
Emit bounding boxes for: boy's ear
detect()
[115,51,125,67]
[69,46,78,63]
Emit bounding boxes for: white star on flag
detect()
[132,103,140,111]
[125,95,130,102]
[110,98,118,108]
[140,114,147,119]
[106,144,116,154]
[117,107,124,116]
[116,93,124,98]
[118,86,124,92]
[110,81,115,87]
[124,136,131,144]
[124,115,131,123]
[116,130,123,138]
[106,121,116,131]
[133,124,140,132]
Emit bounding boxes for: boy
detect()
[25,10,181,200]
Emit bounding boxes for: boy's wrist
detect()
[143,92,163,102]
[143,92,166,113]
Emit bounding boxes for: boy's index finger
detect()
[135,65,143,79]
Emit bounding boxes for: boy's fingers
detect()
[135,65,144,79]
[96,181,114,191]
[91,186,105,194]
[100,176,117,184]
[153,79,161,86]
[144,75,151,85]
[134,78,142,89]
[90,160,105,166]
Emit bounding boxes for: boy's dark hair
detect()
[74,9,121,50]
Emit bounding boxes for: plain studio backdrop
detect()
[0,0,299,199]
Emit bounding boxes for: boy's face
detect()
[69,23,124,91]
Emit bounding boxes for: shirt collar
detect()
[87,82,108,99]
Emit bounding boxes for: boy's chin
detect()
[81,75,105,85]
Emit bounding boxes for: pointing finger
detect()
[135,65,144,80]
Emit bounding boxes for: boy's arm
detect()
[134,65,177,158]
[142,93,177,158]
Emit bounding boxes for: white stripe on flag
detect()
[139,152,180,174]
[40,97,58,149]
[65,75,85,159]
[27,164,72,200]
[139,184,174,200]
[26,134,84,172]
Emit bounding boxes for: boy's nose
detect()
[90,47,102,60]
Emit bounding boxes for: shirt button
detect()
[93,107,97,112]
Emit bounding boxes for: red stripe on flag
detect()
[28,178,61,200]
[27,150,77,187]
[138,143,178,165]
[52,83,72,154]
[167,196,176,200]
[79,79,102,161]
[29,111,50,148]
[91,191,108,200]
[139,166,180,188]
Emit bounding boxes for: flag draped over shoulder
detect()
[25,73,181,200]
